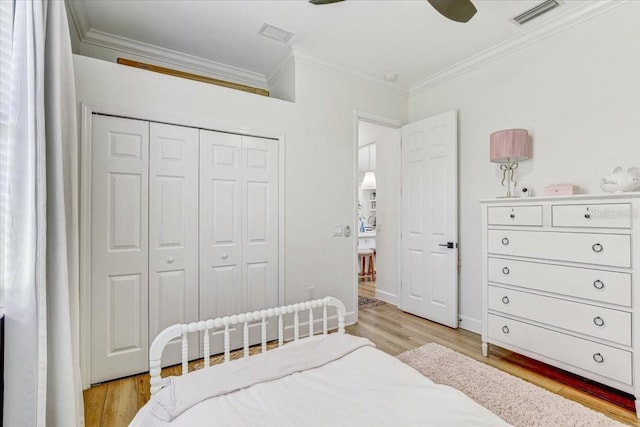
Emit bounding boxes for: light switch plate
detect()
[333,225,343,236]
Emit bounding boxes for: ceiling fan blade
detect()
[309,0,345,4]
[427,0,477,23]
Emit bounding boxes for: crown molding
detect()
[267,51,295,87]
[409,0,628,96]
[81,29,269,89]
[291,47,409,98]
[66,0,90,39]
[66,1,268,89]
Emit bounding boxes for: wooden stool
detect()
[358,249,375,280]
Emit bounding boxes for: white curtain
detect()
[4,0,84,426]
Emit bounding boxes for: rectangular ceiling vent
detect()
[513,0,561,25]
[258,23,294,44]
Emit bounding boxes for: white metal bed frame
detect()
[149,296,347,395]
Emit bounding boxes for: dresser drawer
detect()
[488,205,542,226]
[487,314,632,385]
[487,258,631,307]
[487,230,631,268]
[488,286,631,346]
[552,203,631,229]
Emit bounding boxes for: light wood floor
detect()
[83,281,639,426]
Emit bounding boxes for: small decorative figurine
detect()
[600,167,640,193]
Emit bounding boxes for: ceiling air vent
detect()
[258,23,294,44]
[513,0,561,25]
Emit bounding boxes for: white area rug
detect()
[397,342,626,427]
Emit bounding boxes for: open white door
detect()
[401,111,458,328]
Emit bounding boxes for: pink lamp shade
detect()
[490,129,531,163]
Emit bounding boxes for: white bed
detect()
[130,297,510,426]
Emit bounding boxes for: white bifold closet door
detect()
[90,116,279,382]
[91,116,200,382]
[199,130,279,353]
[148,123,199,367]
[91,115,150,383]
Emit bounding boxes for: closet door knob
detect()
[221,253,229,259]
[593,353,604,363]
[501,296,510,305]
[592,243,603,253]
[501,237,510,245]
[593,280,605,290]
[509,213,515,219]
[167,256,175,264]
[584,213,591,219]
[502,326,510,334]
[502,267,510,275]
[593,316,605,327]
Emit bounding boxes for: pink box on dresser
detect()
[544,184,579,196]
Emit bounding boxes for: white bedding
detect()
[131,335,511,426]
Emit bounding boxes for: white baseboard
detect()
[458,315,481,334]
[374,290,398,306]
[345,310,356,327]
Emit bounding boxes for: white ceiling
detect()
[66,0,607,91]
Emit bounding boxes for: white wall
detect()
[74,54,407,323]
[408,2,640,332]
[268,59,296,102]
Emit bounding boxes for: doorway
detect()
[355,111,459,329]
[355,116,401,311]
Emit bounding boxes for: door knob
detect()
[167,256,175,264]
[222,253,229,259]
[438,242,456,249]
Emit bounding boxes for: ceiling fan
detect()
[308,0,477,23]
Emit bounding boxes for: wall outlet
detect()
[307,287,315,300]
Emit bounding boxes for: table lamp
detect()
[490,129,531,198]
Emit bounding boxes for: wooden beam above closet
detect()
[116,58,270,97]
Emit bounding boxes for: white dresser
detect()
[480,193,640,415]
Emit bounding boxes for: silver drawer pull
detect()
[509,213,515,219]
[592,353,604,363]
[593,280,605,290]
[501,237,510,245]
[502,266,510,275]
[593,316,605,327]
[501,296,510,305]
[584,213,591,219]
[502,326,510,334]
[592,243,603,253]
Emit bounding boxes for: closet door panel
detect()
[243,137,279,313]
[200,130,243,323]
[91,115,149,383]
[149,123,199,366]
